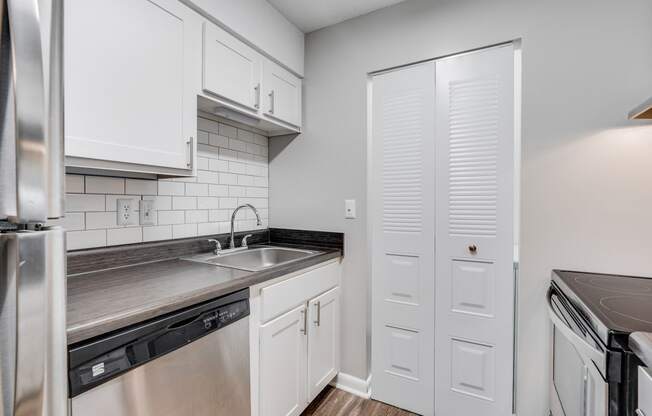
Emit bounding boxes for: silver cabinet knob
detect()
[468,244,477,254]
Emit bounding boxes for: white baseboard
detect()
[330,372,372,399]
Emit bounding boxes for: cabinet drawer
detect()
[260,261,339,323]
[639,366,652,415]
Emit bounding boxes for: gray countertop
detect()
[67,248,341,345]
[630,332,652,368]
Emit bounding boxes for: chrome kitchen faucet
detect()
[230,204,262,249]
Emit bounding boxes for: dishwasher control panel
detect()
[68,288,250,397]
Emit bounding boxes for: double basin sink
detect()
[183,246,319,272]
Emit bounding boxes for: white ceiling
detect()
[267,0,406,33]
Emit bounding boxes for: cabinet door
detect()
[203,22,262,111]
[262,60,301,127]
[307,287,340,400]
[260,304,307,416]
[65,0,197,172]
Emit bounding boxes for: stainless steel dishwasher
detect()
[68,289,250,416]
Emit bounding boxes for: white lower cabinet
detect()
[307,287,340,400]
[260,305,307,416]
[252,260,341,416]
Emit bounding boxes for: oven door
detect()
[548,288,608,416]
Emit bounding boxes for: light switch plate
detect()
[116,198,138,226]
[139,199,155,226]
[345,199,356,219]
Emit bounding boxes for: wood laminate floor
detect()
[302,386,419,416]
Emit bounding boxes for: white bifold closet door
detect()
[370,61,436,416]
[371,44,515,416]
[434,44,515,416]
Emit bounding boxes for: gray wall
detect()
[269,0,652,413]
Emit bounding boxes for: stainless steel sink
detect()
[183,246,319,271]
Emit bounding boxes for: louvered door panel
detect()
[435,45,515,416]
[371,62,435,416]
[449,78,499,238]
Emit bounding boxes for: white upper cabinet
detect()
[262,60,302,128]
[200,19,302,135]
[203,22,262,112]
[181,0,304,76]
[64,0,200,175]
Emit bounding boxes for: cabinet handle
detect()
[254,83,260,109]
[269,90,275,114]
[186,137,194,168]
[300,308,307,335]
[314,301,321,326]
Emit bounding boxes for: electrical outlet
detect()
[116,198,137,226]
[139,199,155,226]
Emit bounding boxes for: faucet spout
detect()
[230,204,262,248]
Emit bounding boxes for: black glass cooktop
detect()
[552,270,652,349]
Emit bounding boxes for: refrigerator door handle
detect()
[1,0,63,224]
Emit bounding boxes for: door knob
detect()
[468,244,477,254]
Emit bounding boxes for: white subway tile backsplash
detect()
[158,181,185,196]
[66,194,105,212]
[219,198,238,209]
[143,225,172,242]
[246,142,262,155]
[198,117,220,132]
[86,176,125,194]
[197,157,209,170]
[197,130,209,144]
[219,173,237,185]
[66,175,85,193]
[237,175,254,187]
[229,161,246,174]
[185,210,208,224]
[125,179,157,195]
[61,117,268,250]
[209,209,229,222]
[107,227,142,246]
[246,187,268,198]
[172,196,197,210]
[86,212,117,230]
[228,138,247,152]
[158,210,185,225]
[197,222,221,235]
[197,170,219,184]
[67,229,106,250]
[209,159,229,172]
[197,197,220,209]
[209,133,229,148]
[218,123,237,139]
[253,134,267,146]
[209,184,229,197]
[253,177,268,187]
[228,186,246,197]
[185,183,209,196]
[173,223,198,239]
[219,148,238,161]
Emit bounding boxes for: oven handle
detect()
[548,290,607,375]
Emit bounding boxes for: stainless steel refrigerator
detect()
[0,0,67,415]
